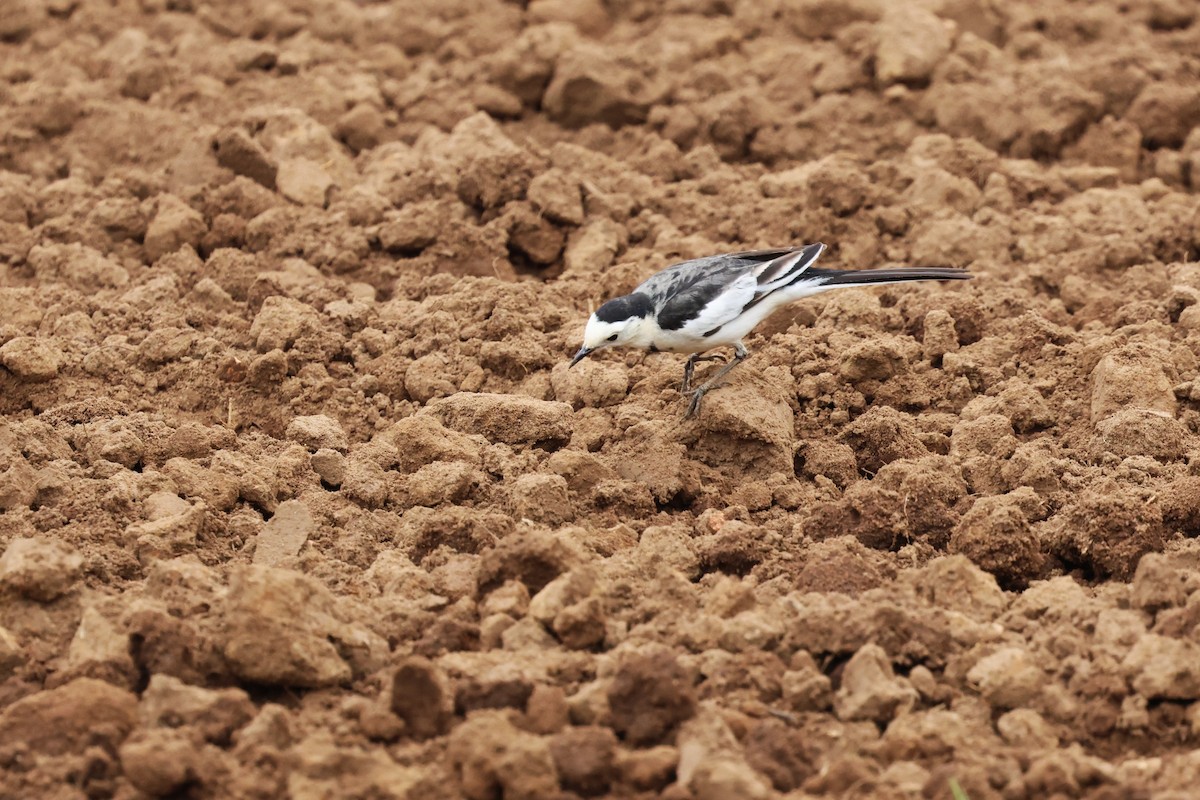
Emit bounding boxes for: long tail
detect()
[808,267,972,286]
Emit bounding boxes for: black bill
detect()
[569,347,592,367]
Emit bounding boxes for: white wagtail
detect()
[570,243,971,417]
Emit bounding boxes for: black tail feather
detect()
[808,267,972,286]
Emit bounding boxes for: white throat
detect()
[622,316,657,348]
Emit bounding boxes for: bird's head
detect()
[570,293,654,367]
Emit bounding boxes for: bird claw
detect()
[681,354,727,393]
[681,350,747,417]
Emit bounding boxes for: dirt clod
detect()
[425,393,572,447]
[0,536,83,602]
[144,195,206,262]
[951,494,1045,588]
[251,499,313,566]
[390,657,452,740]
[840,406,928,474]
[608,647,697,746]
[0,336,62,381]
[220,566,356,688]
[0,678,137,757]
[834,643,919,722]
[549,725,618,796]
[448,711,559,800]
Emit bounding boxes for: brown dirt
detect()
[3,0,1200,797]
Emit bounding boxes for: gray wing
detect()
[645,244,826,333]
[636,247,798,301]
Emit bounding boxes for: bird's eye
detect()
[606,334,618,342]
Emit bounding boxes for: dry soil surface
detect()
[4,0,1200,798]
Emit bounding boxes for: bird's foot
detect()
[682,346,748,417]
[684,387,707,419]
[680,354,727,393]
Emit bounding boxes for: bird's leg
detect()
[685,343,749,418]
[681,352,727,393]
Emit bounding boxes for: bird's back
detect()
[635,248,801,306]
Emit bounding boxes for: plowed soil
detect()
[4,0,1200,798]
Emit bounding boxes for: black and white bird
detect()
[570,243,971,417]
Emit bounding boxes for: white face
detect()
[571,313,642,366]
[582,314,632,352]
